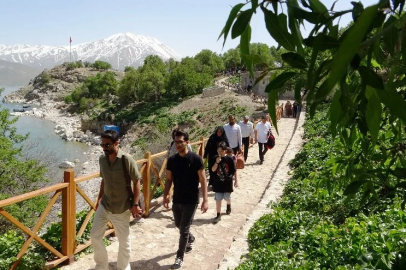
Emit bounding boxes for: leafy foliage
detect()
[93,60,111,70]
[41,71,51,85]
[0,88,49,233]
[238,105,406,269]
[221,0,406,208]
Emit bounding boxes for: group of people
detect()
[284,100,300,118]
[89,113,273,269]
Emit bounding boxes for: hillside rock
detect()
[2,63,124,106]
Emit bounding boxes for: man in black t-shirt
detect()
[163,129,208,269]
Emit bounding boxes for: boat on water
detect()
[13,105,32,112]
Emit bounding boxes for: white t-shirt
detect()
[223,123,242,149]
[255,121,272,143]
[238,121,254,139]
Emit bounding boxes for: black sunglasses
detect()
[100,143,113,148]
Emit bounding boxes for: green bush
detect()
[0,231,44,270]
[93,61,111,70]
[64,94,73,103]
[79,97,89,112]
[41,71,51,85]
[238,105,406,269]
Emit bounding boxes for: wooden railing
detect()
[0,136,206,269]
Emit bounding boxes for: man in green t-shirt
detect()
[91,130,142,270]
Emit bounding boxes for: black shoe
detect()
[185,243,193,253]
[171,257,183,269]
[226,205,231,215]
[260,160,263,164]
[213,215,221,223]
[188,234,195,244]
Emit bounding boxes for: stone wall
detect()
[202,86,225,98]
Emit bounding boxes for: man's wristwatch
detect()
[133,203,139,207]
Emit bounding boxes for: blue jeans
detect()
[172,203,197,259]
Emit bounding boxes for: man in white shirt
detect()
[238,115,254,162]
[223,115,242,155]
[254,115,272,164]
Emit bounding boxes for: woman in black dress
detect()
[204,126,230,186]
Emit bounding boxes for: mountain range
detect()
[0,33,182,72]
[0,60,42,86]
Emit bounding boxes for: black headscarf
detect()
[204,126,230,158]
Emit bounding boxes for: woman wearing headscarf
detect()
[204,126,230,187]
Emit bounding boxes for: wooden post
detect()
[199,136,205,158]
[62,169,76,264]
[142,152,152,217]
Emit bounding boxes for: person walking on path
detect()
[163,129,209,269]
[203,126,229,187]
[254,115,273,165]
[91,130,143,270]
[167,128,192,158]
[238,115,254,162]
[223,115,242,155]
[293,101,299,118]
[285,101,293,118]
[211,142,238,223]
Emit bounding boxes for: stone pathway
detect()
[61,110,305,270]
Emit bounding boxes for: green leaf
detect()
[358,66,385,90]
[251,0,258,10]
[231,9,254,39]
[240,25,254,78]
[351,1,364,22]
[291,6,324,24]
[218,3,245,46]
[326,5,378,98]
[242,53,265,64]
[300,0,310,8]
[366,88,382,144]
[376,88,406,123]
[382,16,398,56]
[282,52,308,69]
[393,0,406,10]
[266,77,279,133]
[261,6,295,51]
[294,78,304,104]
[330,90,342,137]
[303,34,340,50]
[265,72,297,92]
[394,0,404,10]
[344,180,366,195]
[254,70,270,86]
[314,80,330,102]
[288,5,304,55]
[391,168,406,178]
[308,0,328,13]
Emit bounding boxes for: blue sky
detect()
[0,0,362,57]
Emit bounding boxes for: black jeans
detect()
[172,203,198,259]
[242,137,250,161]
[258,142,268,161]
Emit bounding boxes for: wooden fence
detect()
[0,137,206,269]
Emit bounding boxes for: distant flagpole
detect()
[69,36,72,62]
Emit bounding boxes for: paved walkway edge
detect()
[218,111,306,270]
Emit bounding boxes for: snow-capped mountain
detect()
[0,33,182,70]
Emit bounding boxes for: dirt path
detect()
[61,109,305,270]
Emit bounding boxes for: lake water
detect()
[1,85,92,181]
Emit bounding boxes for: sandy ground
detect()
[60,108,306,270]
